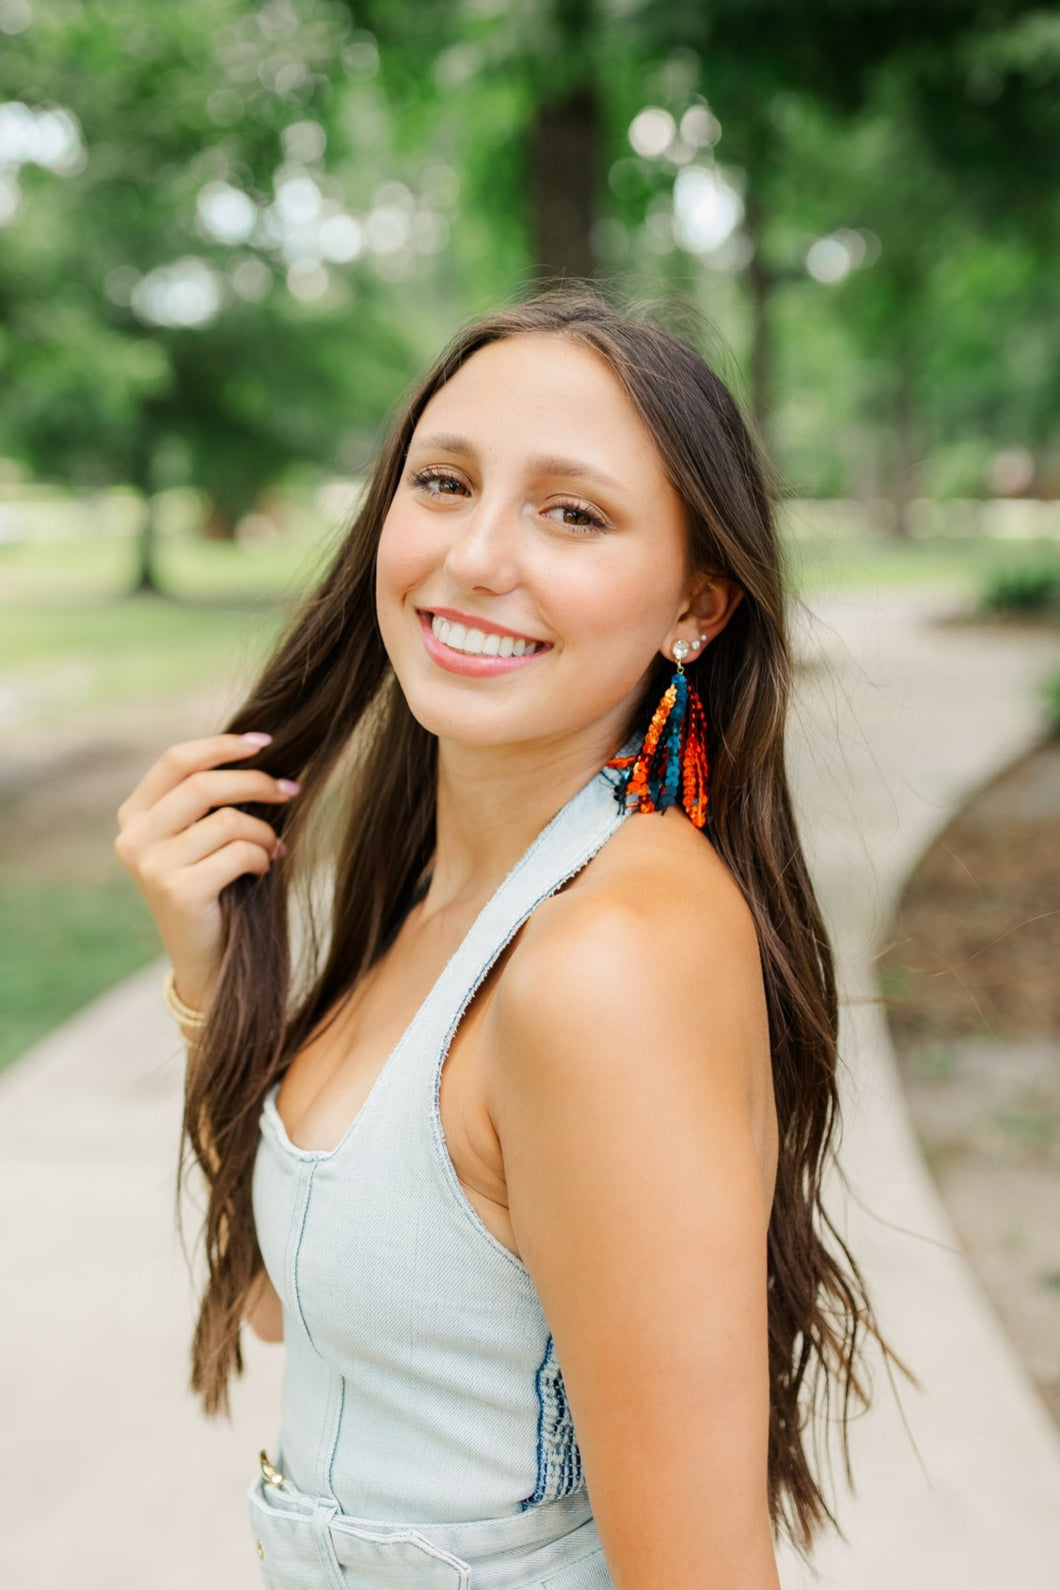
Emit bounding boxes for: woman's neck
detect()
[422,729,618,919]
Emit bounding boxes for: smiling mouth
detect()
[427,612,549,658]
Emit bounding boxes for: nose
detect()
[442,495,522,595]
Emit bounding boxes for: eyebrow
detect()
[408,432,626,495]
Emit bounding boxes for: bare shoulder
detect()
[572,801,760,942]
[499,806,766,1078]
[493,806,775,1206]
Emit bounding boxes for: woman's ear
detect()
[667,573,744,659]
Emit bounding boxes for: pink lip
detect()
[416,610,552,678]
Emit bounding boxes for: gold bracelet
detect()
[162,967,207,1031]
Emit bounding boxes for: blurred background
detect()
[1,3,1059,1578]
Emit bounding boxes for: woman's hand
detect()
[114,732,300,1014]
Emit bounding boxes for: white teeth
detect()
[429,613,542,659]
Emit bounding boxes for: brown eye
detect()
[411,467,467,496]
[544,500,608,534]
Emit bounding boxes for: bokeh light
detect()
[197,182,258,246]
[672,165,744,255]
[628,107,677,160]
[130,258,226,329]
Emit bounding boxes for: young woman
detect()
[115,288,900,1588]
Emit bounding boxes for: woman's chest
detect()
[274,937,521,1260]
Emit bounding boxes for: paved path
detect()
[775,591,1060,1585]
[1,588,1058,1588]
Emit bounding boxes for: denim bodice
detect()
[251,755,631,1525]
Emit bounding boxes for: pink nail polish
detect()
[242,732,272,746]
[277,779,301,796]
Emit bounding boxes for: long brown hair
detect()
[180,285,912,1558]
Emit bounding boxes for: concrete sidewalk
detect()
[775,590,1060,1585]
[2,587,1058,1588]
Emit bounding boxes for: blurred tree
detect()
[525,0,599,281]
[359,0,1059,507]
[2,0,1058,564]
[749,9,1060,521]
[0,0,431,589]
[622,0,1059,443]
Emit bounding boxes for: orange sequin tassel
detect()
[607,655,710,829]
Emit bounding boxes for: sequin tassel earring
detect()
[607,637,710,828]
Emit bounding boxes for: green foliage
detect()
[1043,673,1060,739]
[978,562,1060,616]
[0,0,462,528]
[2,0,1059,529]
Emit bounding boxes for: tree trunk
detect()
[203,498,238,540]
[131,493,162,596]
[890,349,916,540]
[528,82,600,282]
[743,188,773,449]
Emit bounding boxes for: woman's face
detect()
[375,332,726,757]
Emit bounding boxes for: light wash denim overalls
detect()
[246,753,634,1587]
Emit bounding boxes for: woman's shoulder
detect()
[534,804,757,963]
[489,805,776,1217]
[496,806,764,1057]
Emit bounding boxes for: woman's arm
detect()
[244,1268,284,1343]
[494,851,779,1590]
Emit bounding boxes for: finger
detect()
[178,838,275,901]
[153,808,284,872]
[124,769,299,850]
[118,733,277,821]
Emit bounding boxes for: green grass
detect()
[0,526,339,729]
[786,525,1060,598]
[0,534,328,603]
[0,874,162,1072]
[0,487,342,603]
[0,597,291,726]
